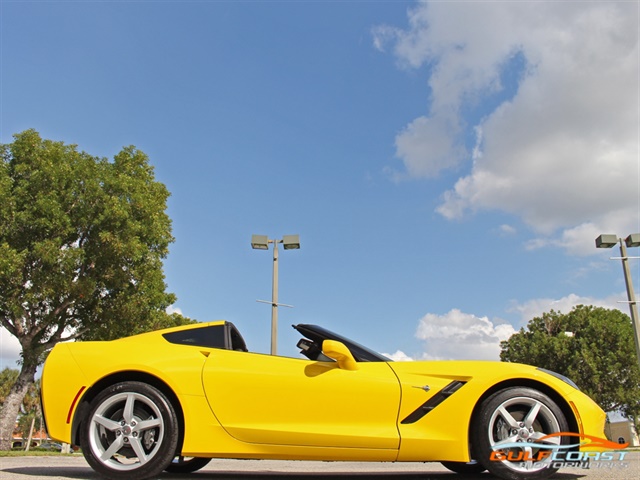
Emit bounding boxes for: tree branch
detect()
[52,298,74,318]
[0,317,17,337]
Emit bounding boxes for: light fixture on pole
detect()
[595,233,640,365]
[251,234,300,355]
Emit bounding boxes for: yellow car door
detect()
[201,349,401,450]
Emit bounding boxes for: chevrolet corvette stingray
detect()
[41,321,607,480]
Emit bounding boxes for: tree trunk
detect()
[0,361,38,450]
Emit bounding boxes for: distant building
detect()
[605,419,639,447]
[11,429,48,448]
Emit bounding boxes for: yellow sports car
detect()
[41,321,608,480]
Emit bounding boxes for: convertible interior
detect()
[162,321,390,363]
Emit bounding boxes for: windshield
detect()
[293,324,391,362]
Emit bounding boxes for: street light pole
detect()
[617,239,640,364]
[251,234,300,355]
[596,233,640,366]
[270,239,279,356]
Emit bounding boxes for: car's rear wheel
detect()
[441,460,486,474]
[165,456,212,473]
[472,387,569,480]
[80,381,179,480]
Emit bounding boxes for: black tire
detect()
[441,460,486,474]
[79,381,179,480]
[472,387,570,480]
[165,456,212,473]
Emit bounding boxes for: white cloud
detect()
[166,305,183,316]
[498,224,517,236]
[407,292,631,362]
[414,308,516,360]
[0,328,21,370]
[394,115,466,178]
[383,350,414,362]
[375,1,639,253]
[507,292,630,327]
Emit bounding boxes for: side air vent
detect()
[401,380,466,424]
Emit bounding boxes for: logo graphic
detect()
[490,432,630,469]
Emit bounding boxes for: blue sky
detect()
[1,0,638,366]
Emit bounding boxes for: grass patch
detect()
[0,450,77,457]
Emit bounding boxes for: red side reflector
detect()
[66,386,86,424]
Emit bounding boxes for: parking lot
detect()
[0,453,638,480]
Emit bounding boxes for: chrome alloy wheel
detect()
[88,391,165,471]
[488,396,562,474]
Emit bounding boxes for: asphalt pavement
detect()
[0,453,638,480]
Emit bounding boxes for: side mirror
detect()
[322,340,358,371]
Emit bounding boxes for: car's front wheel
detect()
[472,387,570,480]
[80,381,179,480]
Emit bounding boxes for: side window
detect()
[163,325,228,349]
[230,327,248,352]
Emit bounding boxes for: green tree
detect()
[500,305,640,432]
[16,413,37,447]
[0,130,192,450]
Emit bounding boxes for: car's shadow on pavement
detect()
[178,475,585,480]
[165,472,586,480]
[1,466,588,480]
